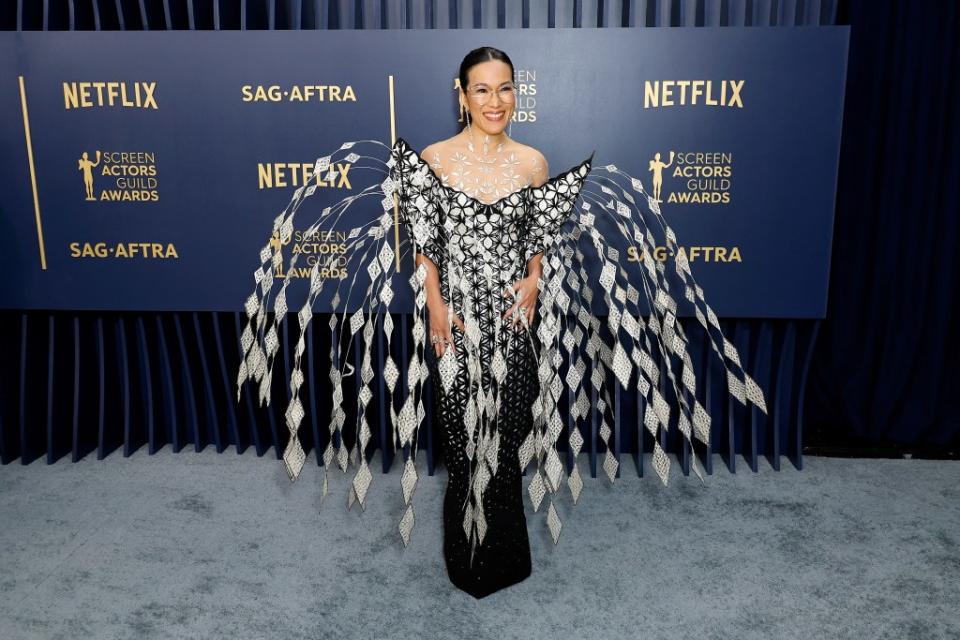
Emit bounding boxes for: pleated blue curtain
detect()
[10,1,955,468]
[806,0,960,450]
[6,0,839,31]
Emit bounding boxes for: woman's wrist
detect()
[426,289,445,309]
[526,253,543,278]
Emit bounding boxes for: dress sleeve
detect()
[390,138,446,269]
[521,152,594,263]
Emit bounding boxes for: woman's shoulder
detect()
[418,136,460,172]
[421,134,459,156]
[512,141,549,186]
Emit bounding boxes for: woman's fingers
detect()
[509,300,531,330]
[502,281,523,322]
[433,315,464,358]
[499,279,539,331]
[502,300,519,323]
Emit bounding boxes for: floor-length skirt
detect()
[425,310,540,599]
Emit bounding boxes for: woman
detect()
[414,47,569,598]
[237,46,767,600]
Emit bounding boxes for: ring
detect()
[519,306,528,313]
[430,334,441,344]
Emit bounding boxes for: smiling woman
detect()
[237,45,766,602]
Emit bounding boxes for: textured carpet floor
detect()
[1,447,957,640]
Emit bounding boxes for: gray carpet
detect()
[1,446,958,640]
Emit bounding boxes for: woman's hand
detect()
[501,267,541,331]
[427,294,465,358]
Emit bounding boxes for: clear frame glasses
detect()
[465,83,516,105]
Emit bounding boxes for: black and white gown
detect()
[393,137,594,597]
[236,135,768,599]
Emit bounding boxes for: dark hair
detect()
[458,46,515,92]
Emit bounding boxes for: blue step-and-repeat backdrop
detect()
[0,28,848,317]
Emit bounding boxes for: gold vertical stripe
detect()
[18,75,47,270]
[389,74,401,271]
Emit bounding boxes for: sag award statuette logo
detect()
[78,151,100,201]
[648,149,733,205]
[77,149,159,202]
[648,151,675,203]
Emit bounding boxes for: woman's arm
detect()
[504,149,549,329]
[525,150,550,277]
[417,142,464,355]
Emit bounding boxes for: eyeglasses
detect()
[465,83,516,105]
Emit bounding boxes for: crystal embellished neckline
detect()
[392,137,595,209]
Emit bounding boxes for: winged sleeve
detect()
[520,151,595,263]
[389,137,446,270]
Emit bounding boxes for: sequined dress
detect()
[236,135,769,601]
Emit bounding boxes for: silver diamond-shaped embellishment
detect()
[546,501,562,545]
[744,373,767,413]
[473,501,487,545]
[383,356,399,390]
[438,347,458,394]
[314,156,330,175]
[569,426,584,456]
[491,350,507,384]
[282,437,305,481]
[527,469,546,512]
[398,503,415,547]
[349,309,364,335]
[367,258,382,281]
[462,501,474,540]
[603,450,619,483]
[692,401,711,444]
[652,440,670,486]
[544,447,563,493]
[518,432,534,470]
[567,464,583,504]
[599,421,611,443]
[401,457,418,504]
[612,342,632,387]
[352,461,372,508]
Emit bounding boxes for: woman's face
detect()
[460,59,515,137]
